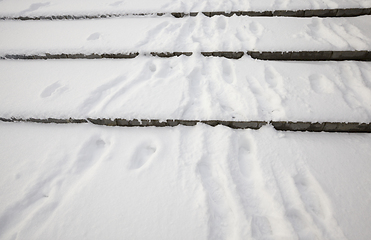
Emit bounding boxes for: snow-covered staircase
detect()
[1,1,371,239]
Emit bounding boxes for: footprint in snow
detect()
[237,137,256,178]
[148,62,157,72]
[197,160,226,204]
[87,32,101,41]
[251,215,272,239]
[294,172,325,218]
[264,66,281,88]
[293,171,348,239]
[249,21,264,36]
[109,1,123,7]
[129,143,157,170]
[217,17,227,30]
[309,74,335,94]
[221,59,234,83]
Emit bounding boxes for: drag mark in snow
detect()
[329,22,370,50]
[0,171,62,239]
[96,60,161,113]
[79,60,160,115]
[270,161,347,240]
[196,130,238,240]
[79,75,126,115]
[109,1,123,7]
[306,18,370,50]
[293,170,347,239]
[20,2,50,14]
[134,21,170,49]
[197,159,229,239]
[40,81,67,98]
[0,135,110,239]
[32,135,111,237]
[196,129,285,239]
[307,18,348,49]
[270,163,320,239]
[336,63,371,117]
[273,0,291,9]
[179,62,209,119]
[235,21,264,50]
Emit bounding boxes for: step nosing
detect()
[1,117,370,133]
[0,8,370,20]
[1,51,371,61]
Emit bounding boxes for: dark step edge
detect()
[2,53,140,60]
[2,51,371,61]
[202,9,371,17]
[1,117,370,133]
[0,8,370,20]
[246,51,371,61]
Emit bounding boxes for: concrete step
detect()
[1,117,370,133]
[1,8,370,20]
[2,51,371,61]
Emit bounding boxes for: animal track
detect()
[129,143,157,170]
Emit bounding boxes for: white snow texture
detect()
[0,1,371,240]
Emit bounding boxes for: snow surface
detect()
[0,0,370,17]
[0,122,370,240]
[1,57,371,122]
[1,0,371,239]
[1,15,371,54]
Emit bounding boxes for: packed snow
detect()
[1,57,371,122]
[1,15,371,55]
[0,0,370,17]
[0,0,371,240]
[1,122,371,240]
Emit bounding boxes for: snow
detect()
[1,0,371,239]
[0,122,370,240]
[1,15,371,55]
[1,57,371,122]
[0,0,370,17]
